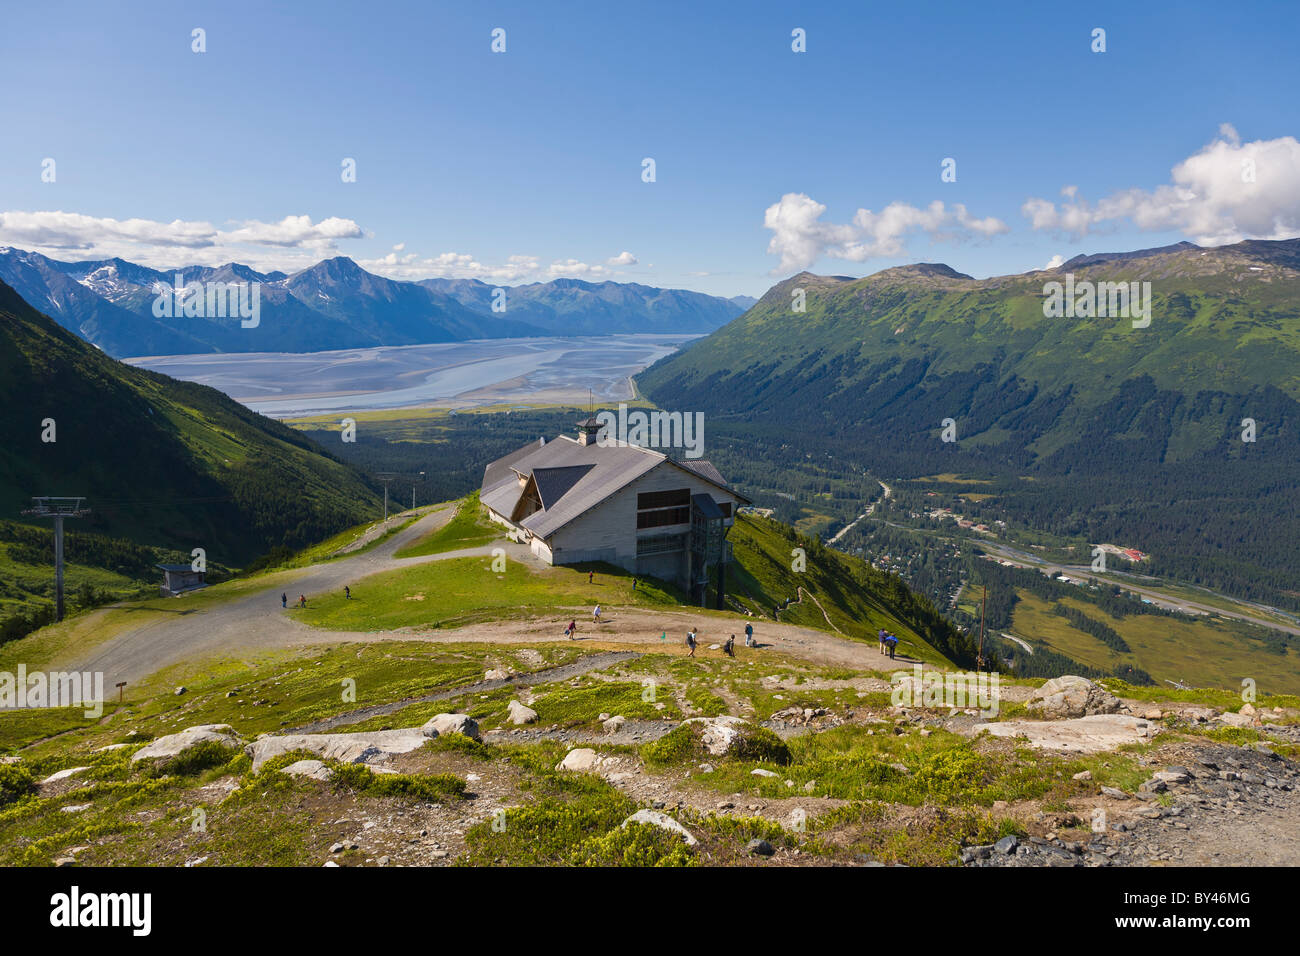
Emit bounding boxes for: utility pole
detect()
[977,585,987,674]
[22,497,90,622]
[374,473,398,523]
[412,471,424,511]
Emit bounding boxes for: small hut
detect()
[156,563,207,597]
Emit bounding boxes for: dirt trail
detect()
[60,506,484,687]
[60,503,929,688]
[279,605,927,675]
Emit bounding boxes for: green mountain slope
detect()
[722,512,978,668]
[0,279,381,577]
[638,239,1300,607]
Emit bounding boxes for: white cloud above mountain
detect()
[762,193,1009,273]
[0,210,364,271]
[1021,127,1300,245]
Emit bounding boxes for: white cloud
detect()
[359,251,542,283]
[1021,129,1300,245]
[0,210,365,271]
[547,258,611,278]
[763,193,1008,273]
[1042,254,1065,270]
[606,250,638,266]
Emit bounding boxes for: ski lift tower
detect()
[22,496,90,622]
[373,473,398,522]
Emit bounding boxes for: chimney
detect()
[576,416,602,446]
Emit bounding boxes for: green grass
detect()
[394,494,499,558]
[1014,590,1300,695]
[298,554,678,632]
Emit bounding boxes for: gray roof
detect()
[678,459,727,486]
[481,437,545,491]
[481,435,749,540]
[533,465,596,508]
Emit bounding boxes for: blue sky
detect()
[2,0,1297,296]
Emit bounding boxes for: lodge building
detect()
[479,418,749,606]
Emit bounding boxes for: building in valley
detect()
[479,418,749,606]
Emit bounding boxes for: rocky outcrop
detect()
[130,724,242,763]
[976,714,1155,753]
[246,728,427,771]
[1026,676,1120,719]
[280,759,334,781]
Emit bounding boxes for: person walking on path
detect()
[565,620,577,639]
[745,622,754,647]
[686,630,697,657]
[344,585,351,600]
[299,594,307,609]
[878,629,888,655]
[724,634,736,658]
[281,593,287,609]
[592,604,602,623]
[885,633,898,660]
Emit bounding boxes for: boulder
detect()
[746,838,775,856]
[1026,676,1120,719]
[507,701,538,726]
[751,768,778,778]
[279,759,334,781]
[622,809,698,846]
[1217,711,1255,728]
[246,728,427,771]
[557,748,610,773]
[603,715,626,734]
[485,668,512,681]
[421,713,480,740]
[131,724,241,764]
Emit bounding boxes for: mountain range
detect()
[638,237,1300,608]
[0,248,746,358]
[0,278,379,565]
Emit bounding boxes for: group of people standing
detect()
[686,621,756,657]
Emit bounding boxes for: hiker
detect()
[588,570,594,584]
[724,634,735,658]
[299,594,307,609]
[564,620,577,639]
[686,630,697,657]
[281,593,287,609]
[592,604,602,623]
[744,622,754,647]
[878,628,887,655]
[632,577,638,592]
[344,585,351,600]
[885,633,899,660]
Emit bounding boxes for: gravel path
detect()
[61,506,499,687]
